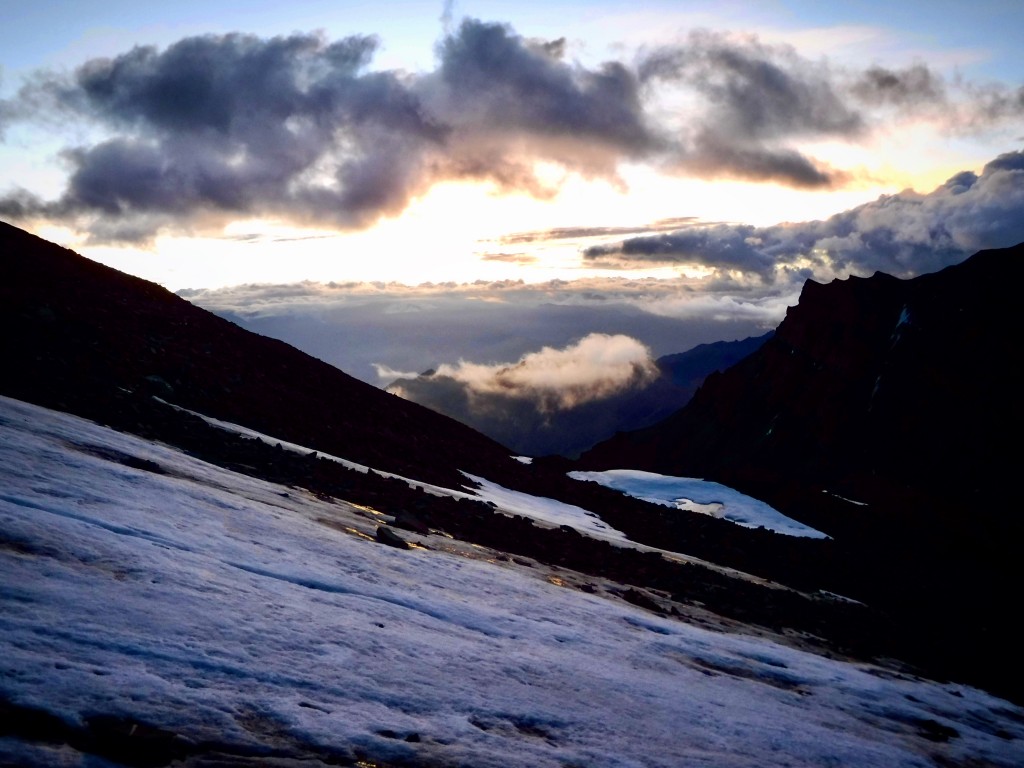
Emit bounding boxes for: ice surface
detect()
[569,469,829,538]
[460,473,790,586]
[2,395,1021,767]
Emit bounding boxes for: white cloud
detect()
[435,333,659,411]
[371,363,422,382]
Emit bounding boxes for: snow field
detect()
[1,395,1022,767]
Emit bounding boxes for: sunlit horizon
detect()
[3,1,1022,294]
[34,164,967,292]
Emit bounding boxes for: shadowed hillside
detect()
[583,243,1024,511]
[0,221,518,488]
[581,243,1024,701]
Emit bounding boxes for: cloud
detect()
[849,64,947,109]
[0,32,445,239]
[371,363,423,382]
[589,223,776,277]
[2,20,1019,242]
[432,333,659,411]
[429,20,655,158]
[497,217,701,245]
[182,273,792,328]
[0,22,657,242]
[184,277,772,386]
[848,62,1024,131]
[586,150,1024,283]
[479,252,538,264]
[638,30,862,187]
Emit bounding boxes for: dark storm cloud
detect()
[641,32,862,139]
[850,64,947,108]
[849,63,1024,128]
[637,33,1023,187]
[432,20,654,154]
[588,224,776,277]
[586,150,1024,281]
[0,32,447,238]
[971,84,1024,124]
[1,19,1021,242]
[638,30,862,187]
[681,134,841,188]
[0,21,661,241]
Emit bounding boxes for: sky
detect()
[4,392,1024,766]
[2,1,1023,386]
[1,0,1022,287]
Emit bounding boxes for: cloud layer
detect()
[431,333,658,412]
[2,19,1021,242]
[586,150,1024,283]
[183,278,775,386]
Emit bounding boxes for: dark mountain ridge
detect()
[583,244,1024,513]
[0,221,517,488]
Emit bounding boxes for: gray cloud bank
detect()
[2,20,1021,242]
[183,278,777,385]
[586,150,1024,282]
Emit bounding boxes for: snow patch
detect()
[462,472,628,541]
[569,469,829,539]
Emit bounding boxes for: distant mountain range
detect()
[386,332,772,457]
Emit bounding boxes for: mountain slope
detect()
[583,243,1024,510]
[0,221,517,487]
[5,395,1022,767]
[5,221,1024,704]
[0,221,849,604]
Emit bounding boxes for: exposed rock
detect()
[375,526,411,550]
